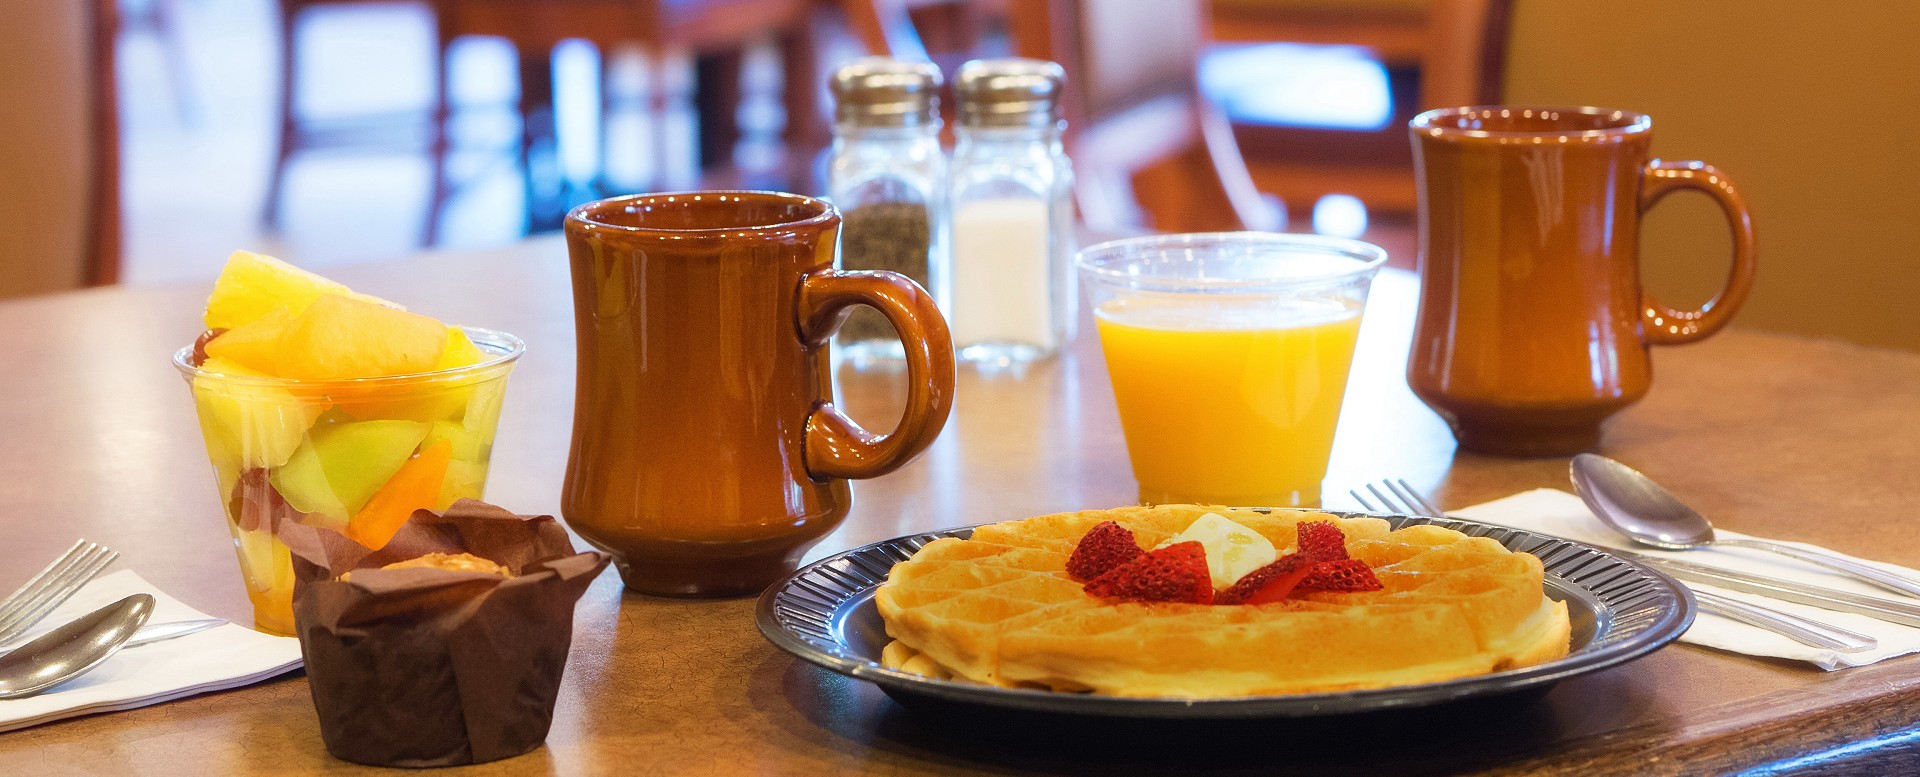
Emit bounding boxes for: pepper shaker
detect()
[825,58,948,367]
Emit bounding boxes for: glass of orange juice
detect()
[1078,233,1386,507]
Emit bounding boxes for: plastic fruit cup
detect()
[1078,233,1385,508]
[172,328,523,635]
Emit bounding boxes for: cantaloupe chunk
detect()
[347,439,453,549]
[198,356,269,378]
[204,250,401,330]
[277,295,449,380]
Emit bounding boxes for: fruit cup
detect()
[173,328,523,635]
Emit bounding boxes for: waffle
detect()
[874,505,1570,697]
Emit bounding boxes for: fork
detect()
[1350,480,1879,654]
[0,540,119,644]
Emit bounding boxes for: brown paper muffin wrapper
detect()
[281,499,609,768]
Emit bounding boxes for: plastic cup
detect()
[1077,233,1385,507]
[172,328,523,635]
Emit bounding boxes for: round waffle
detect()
[874,505,1571,697]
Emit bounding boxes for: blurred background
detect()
[4,0,1916,350]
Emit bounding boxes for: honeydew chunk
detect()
[309,419,431,514]
[435,459,490,510]
[1155,512,1278,590]
[269,440,349,523]
[277,295,448,380]
[461,377,509,432]
[424,420,489,463]
[204,250,401,330]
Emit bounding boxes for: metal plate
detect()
[756,511,1695,719]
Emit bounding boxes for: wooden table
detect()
[5,234,1919,774]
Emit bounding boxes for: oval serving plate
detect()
[756,511,1695,719]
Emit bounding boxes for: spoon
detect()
[1571,454,1920,599]
[0,593,153,699]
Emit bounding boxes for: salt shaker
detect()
[825,58,948,366]
[948,58,1075,365]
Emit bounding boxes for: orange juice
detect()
[1094,296,1363,507]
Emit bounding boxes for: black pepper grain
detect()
[839,201,932,342]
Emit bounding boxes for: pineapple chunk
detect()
[433,328,488,370]
[203,250,401,330]
[190,371,327,469]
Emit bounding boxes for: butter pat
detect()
[1156,513,1277,589]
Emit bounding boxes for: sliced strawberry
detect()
[1084,541,1214,604]
[1066,520,1146,581]
[1296,558,1384,593]
[1216,553,1313,605]
[1295,521,1349,563]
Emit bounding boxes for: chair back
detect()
[1061,0,1204,124]
[1011,0,1275,233]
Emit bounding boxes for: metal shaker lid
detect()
[830,57,942,128]
[955,58,1065,128]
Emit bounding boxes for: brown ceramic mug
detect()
[1408,106,1757,456]
[562,191,955,596]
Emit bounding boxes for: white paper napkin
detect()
[0,570,303,732]
[1451,488,1920,670]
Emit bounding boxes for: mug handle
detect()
[1637,159,1758,345]
[794,270,956,480]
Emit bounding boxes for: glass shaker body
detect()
[825,59,949,367]
[827,126,949,365]
[948,62,1076,366]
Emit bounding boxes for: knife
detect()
[0,618,227,657]
[1626,554,1920,629]
[122,618,229,647]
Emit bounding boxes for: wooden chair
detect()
[0,0,120,296]
[838,0,1009,152]
[119,0,200,125]
[1206,0,1510,216]
[841,0,1006,75]
[1010,0,1279,233]
[265,0,431,244]
[844,0,1279,233]
[436,0,829,212]
[267,0,829,245]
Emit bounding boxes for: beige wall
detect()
[0,0,99,298]
[1504,0,1920,351]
